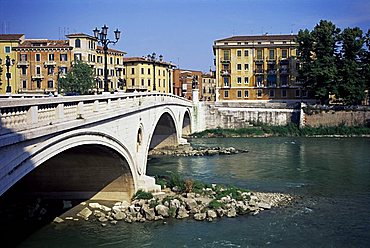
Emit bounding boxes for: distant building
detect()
[122,56,174,93]
[213,34,308,102]
[0,34,25,94]
[201,69,216,101]
[173,69,203,100]
[13,39,72,94]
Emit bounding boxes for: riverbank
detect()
[190,124,370,138]
[53,175,294,225]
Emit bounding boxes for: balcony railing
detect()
[220,57,230,63]
[254,58,264,64]
[31,74,44,80]
[17,60,29,67]
[254,69,264,74]
[44,61,57,66]
[220,70,231,76]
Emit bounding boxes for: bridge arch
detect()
[4,131,136,201]
[182,109,192,137]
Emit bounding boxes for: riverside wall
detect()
[192,101,370,132]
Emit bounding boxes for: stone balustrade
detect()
[0,92,191,136]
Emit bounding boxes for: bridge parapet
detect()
[0,93,192,138]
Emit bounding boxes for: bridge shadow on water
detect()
[0,121,133,247]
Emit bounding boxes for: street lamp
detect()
[0,55,16,94]
[56,66,63,96]
[93,25,121,93]
[147,53,163,91]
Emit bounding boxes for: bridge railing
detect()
[0,92,192,135]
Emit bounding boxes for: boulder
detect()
[155,204,169,217]
[77,207,92,219]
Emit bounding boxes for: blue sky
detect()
[0,0,369,71]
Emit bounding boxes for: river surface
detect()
[17,137,370,247]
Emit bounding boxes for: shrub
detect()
[132,190,153,201]
[208,200,225,210]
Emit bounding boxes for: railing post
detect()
[27,106,38,125]
[93,100,99,112]
[77,102,84,119]
[56,103,64,120]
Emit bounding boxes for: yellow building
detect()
[201,70,216,101]
[213,34,307,102]
[0,34,24,94]
[122,57,174,93]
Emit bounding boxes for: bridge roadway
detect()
[0,92,193,201]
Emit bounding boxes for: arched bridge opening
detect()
[149,112,178,151]
[182,110,192,137]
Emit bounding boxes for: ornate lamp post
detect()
[147,53,163,91]
[0,55,16,94]
[93,25,121,93]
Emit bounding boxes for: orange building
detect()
[173,69,203,100]
[13,39,72,94]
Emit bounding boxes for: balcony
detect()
[32,74,44,80]
[254,58,264,64]
[267,70,277,75]
[256,83,265,88]
[115,64,124,69]
[267,59,276,64]
[254,69,264,74]
[220,57,230,64]
[44,61,57,67]
[220,70,231,76]
[17,60,29,67]
[267,83,277,88]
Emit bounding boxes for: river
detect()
[17,137,370,247]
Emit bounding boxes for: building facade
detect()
[201,70,216,101]
[0,34,24,94]
[173,69,203,100]
[13,39,73,94]
[122,57,174,93]
[213,34,307,102]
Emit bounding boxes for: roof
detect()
[0,34,25,41]
[215,34,297,42]
[123,56,174,66]
[97,45,126,54]
[14,39,72,49]
[65,33,96,39]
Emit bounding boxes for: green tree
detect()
[336,27,365,105]
[297,20,341,104]
[59,60,95,95]
[363,30,370,100]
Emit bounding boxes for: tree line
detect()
[297,20,370,105]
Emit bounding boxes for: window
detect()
[302,90,308,98]
[257,89,263,98]
[158,79,161,87]
[75,39,81,48]
[21,67,27,75]
[48,66,54,75]
[148,68,151,74]
[131,68,135,74]
[244,50,249,56]
[22,80,27,89]
[237,50,242,57]
[123,68,126,75]
[20,54,27,61]
[237,90,242,98]
[60,67,67,74]
[110,57,113,64]
[223,50,230,60]
[74,53,82,61]
[148,79,151,86]
[295,89,301,97]
[163,79,166,87]
[237,64,242,70]
[244,64,249,70]
[224,90,229,98]
[269,49,275,60]
[36,54,41,61]
[141,79,144,86]
[4,46,11,53]
[131,78,135,86]
[141,68,144,74]
[244,77,249,84]
[257,50,263,60]
[282,89,287,98]
[48,53,54,61]
[282,49,288,59]
[269,89,275,98]
[223,77,229,87]
[237,77,242,84]
[48,80,54,89]
[244,90,249,98]
[36,66,41,75]
[116,58,120,64]
[60,54,67,61]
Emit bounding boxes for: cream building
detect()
[213,34,308,102]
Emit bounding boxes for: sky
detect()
[0,0,369,72]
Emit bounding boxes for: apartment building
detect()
[0,34,24,94]
[173,69,203,100]
[122,57,174,93]
[213,34,308,102]
[201,70,216,101]
[13,39,72,94]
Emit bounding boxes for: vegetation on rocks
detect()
[191,124,370,138]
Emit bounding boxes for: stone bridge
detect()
[0,93,194,201]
